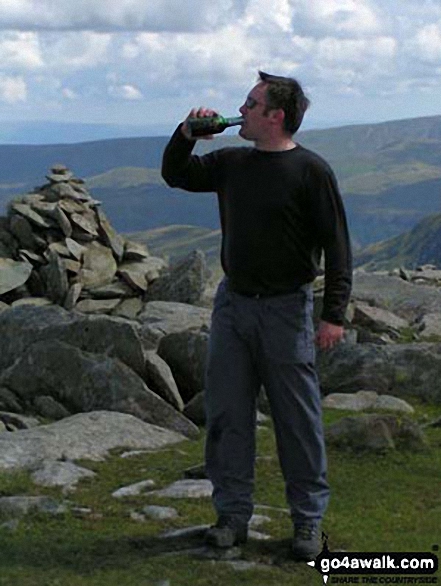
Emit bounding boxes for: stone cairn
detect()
[0,165,167,317]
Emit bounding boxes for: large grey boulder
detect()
[0,340,199,439]
[158,329,209,403]
[138,301,211,345]
[0,411,187,471]
[325,414,428,453]
[0,305,152,378]
[144,350,184,412]
[145,250,209,305]
[317,342,441,403]
[322,391,415,414]
[31,461,96,490]
[352,301,409,340]
[416,312,441,340]
[352,272,441,321]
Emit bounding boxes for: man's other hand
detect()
[315,320,344,351]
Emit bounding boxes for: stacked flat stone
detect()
[0,165,167,317]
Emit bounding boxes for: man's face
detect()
[238,82,271,141]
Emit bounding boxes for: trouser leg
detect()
[259,288,330,524]
[204,283,260,526]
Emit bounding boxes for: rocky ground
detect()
[0,166,441,582]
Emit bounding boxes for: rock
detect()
[112,479,156,498]
[124,240,150,261]
[33,395,72,420]
[0,412,40,430]
[138,301,211,345]
[352,272,441,321]
[113,298,144,319]
[352,301,409,339]
[417,313,441,340]
[0,340,199,439]
[75,298,121,314]
[11,297,52,308]
[117,261,149,292]
[323,391,380,411]
[31,461,96,490]
[147,479,213,499]
[10,202,51,229]
[142,505,179,520]
[0,496,66,518]
[0,300,10,313]
[96,208,125,261]
[0,411,187,471]
[0,389,23,413]
[158,330,209,403]
[64,282,82,310]
[373,395,415,414]
[41,250,69,304]
[65,237,86,260]
[0,258,33,295]
[77,241,117,289]
[0,305,151,380]
[86,280,135,299]
[145,250,209,305]
[144,350,184,412]
[8,214,37,250]
[183,392,206,425]
[317,342,441,403]
[325,414,428,453]
[249,514,271,528]
[118,257,167,291]
[70,212,99,237]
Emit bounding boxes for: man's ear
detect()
[269,108,285,127]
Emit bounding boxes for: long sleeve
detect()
[161,124,220,193]
[306,163,352,325]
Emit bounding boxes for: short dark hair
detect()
[258,71,310,135]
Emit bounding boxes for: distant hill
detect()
[0,114,440,248]
[354,212,441,270]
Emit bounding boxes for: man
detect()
[161,71,352,561]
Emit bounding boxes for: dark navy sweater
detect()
[162,126,352,325]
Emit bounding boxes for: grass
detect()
[1,404,440,586]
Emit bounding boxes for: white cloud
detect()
[290,0,383,38]
[0,1,439,127]
[41,32,112,70]
[411,23,441,63]
[0,0,247,32]
[0,75,27,102]
[108,83,143,100]
[0,32,43,69]
[62,87,78,99]
[128,25,257,88]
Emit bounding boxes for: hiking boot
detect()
[292,523,321,561]
[205,517,248,548]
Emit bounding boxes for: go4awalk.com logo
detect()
[307,534,439,584]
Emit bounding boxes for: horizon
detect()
[0,112,440,146]
[0,2,440,143]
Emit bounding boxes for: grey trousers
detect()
[204,277,329,527]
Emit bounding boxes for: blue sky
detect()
[0,0,440,138]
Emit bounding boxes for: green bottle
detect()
[187,115,244,137]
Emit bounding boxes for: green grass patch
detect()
[1,404,440,585]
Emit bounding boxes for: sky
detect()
[0,0,440,139]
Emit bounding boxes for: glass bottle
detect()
[187,115,244,137]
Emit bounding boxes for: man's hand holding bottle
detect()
[182,108,244,140]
